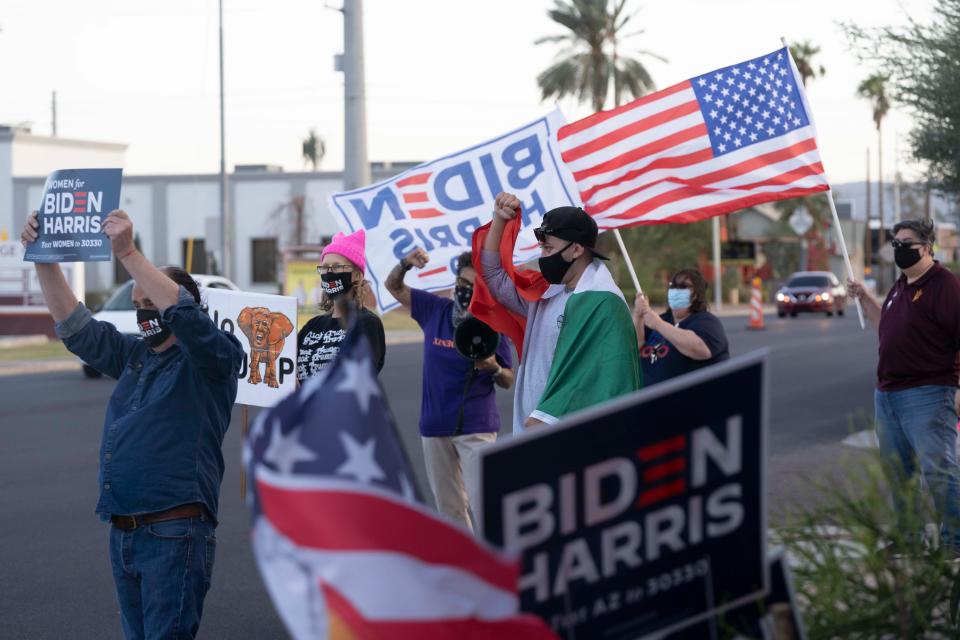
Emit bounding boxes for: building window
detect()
[252,237,278,283]
[181,238,207,274]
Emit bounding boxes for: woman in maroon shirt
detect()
[848,218,960,552]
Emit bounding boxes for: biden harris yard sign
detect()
[479,351,770,640]
[24,168,122,263]
[328,110,580,313]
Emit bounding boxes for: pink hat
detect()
[321,229,366,275]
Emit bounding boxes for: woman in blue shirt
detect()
[632,268,730,386]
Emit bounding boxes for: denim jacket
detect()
[56,287,243,521]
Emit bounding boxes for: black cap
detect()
[535,206,609,260]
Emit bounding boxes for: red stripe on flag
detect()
[561,100,702,164]
[397,173,431,188]
[409,208,446,219]
[637,478,687,508]
[403,192,429,204]
[579,148,715,204]
[321,582,559,640]
[603,161,828,221]
[590,139,822,213]
[605,185,829,226]
[731,161,825,192]
[257,481,519,593]
[558,81,691,141]
[643,457,687,483]
[571,124,708,182]
[637,435,686,462]
[417,266,447,278]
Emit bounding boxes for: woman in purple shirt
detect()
[386,249,515,531]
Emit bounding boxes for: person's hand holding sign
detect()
[102,209,137,260]
[20,211,39,248]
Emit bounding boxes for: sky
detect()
[0,0,936,184]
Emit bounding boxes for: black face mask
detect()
[538,242,575,284]
[136,309,172,347]
[454,283,473,311]
[894,245,923,270]
[321,272,354,298]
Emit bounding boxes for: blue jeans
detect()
[109,515,217,639]
[875,385,960,549]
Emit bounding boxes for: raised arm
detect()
[385,247,429,311]
[21,211,79,322]
[478,192,529,316]
[103,209,180,312]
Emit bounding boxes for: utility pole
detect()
[865,147,872,277]
[712,216,722,309]
[51,91,57,137]
[218,0,231,278]
[340,0,370,190]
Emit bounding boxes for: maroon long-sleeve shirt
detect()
[877,262,960,392]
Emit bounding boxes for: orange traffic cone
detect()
[747,277,765,330]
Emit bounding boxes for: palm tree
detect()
[857,74,891,260]
[301,129,325,171]
[789,41,826,88]
[535,0,665,112]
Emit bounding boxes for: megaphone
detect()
[454,316,499,361]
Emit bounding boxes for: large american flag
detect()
[558,46,829,226]
[244,326,556,639]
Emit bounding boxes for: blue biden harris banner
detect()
[24,168,122,263]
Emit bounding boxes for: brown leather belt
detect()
[110,504,205,531]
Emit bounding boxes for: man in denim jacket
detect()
[21,209,244,639]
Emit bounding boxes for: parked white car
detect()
[81,274,239,378]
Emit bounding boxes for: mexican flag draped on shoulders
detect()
[471,207,641,433]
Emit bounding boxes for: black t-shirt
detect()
[640,310,729,386]
[296,309,386,382]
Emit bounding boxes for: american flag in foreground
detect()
[244,327,556,639]
[559,46,829,226]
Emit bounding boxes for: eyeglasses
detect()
[316,264,354,275]
[891,239,924,250]
[668,282,692,289]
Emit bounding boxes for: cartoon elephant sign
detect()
[204,289,298,408]
[237,307,294,388]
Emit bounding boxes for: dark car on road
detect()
[776,271,847,318]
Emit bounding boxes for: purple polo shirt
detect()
[410,289,513,437]
[877,262,960,392]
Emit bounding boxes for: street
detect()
[0,312,878,638]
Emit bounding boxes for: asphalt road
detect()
[0,312,878,639]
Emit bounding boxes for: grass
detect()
[0,340,71,362]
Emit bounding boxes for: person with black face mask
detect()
[847,218,960,554]
[296,229,385,383]
[478,192,641,433]
[385,249,515,531]
[20,209,244,640]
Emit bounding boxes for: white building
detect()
[4,127,414,295]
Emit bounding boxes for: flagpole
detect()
[612,229,643,294]
[826,190,866,329]
[781,36,864,329]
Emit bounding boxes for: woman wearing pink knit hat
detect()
[295,229,385,382]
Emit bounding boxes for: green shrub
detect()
[778,450,960,639]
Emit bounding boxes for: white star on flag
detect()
[263,418,318,474]
[335,432,386,485]
[336,357,380,414]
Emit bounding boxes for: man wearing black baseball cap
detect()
[479,192,641,432]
